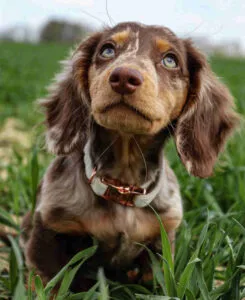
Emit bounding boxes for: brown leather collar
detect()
[88,168,146,207]
[84,140,166,208]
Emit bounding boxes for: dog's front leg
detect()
[23,212,90,286]
[24,213,69,284]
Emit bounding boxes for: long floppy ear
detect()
[39,32,102,155]
[175,40,239,178]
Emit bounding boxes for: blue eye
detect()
[100,45,115,58]
[161,54,178,68]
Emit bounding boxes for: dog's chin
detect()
[93,105,165,135]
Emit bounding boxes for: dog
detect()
[20,22,238,290]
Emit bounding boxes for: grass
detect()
[0,41,244,299]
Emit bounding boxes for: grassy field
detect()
[0,41,244,299]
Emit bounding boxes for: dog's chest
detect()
[82,204,160,265]
[83,204,160,241]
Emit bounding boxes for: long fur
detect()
[20,23,239,291]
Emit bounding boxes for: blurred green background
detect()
[0,1,245,297]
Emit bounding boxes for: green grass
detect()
[0,41,244,299]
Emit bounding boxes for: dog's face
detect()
[41,22,238,178]
[89,23,188,134]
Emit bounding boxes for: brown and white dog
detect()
[21,22,238,290]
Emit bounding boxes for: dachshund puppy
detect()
[21,22,238,289]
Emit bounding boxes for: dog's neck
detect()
[89,124,170,186]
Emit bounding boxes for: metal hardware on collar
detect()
[103,189,135,207]
[101,177,146,195]
[88,168,147,207]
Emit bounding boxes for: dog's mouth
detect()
[93,98,164,134]
[101,101,152,122]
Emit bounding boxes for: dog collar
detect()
[83,140,166,208]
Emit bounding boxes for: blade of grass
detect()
[176,257,201,299]
[115,284,151,295]
[210,269,239,299]
[44,245,97,294]
[67,282,99,300]
[27,269,35,300]
[232,217,245,235]
[13,277,26,300]
[0,208,19,231]
[83,282,99,300]
[185,288,195,300]
[175,223,192,280]
[98,268,109,300]
[196,223,209,253]
[8,235,25,299]
[9,249,18,295]
[149,205,176,296]
[177,221,211,299]
[136,295,180,299]
[56,258,87,298]
[30,146,39,214]
[195,263,211,300]
[136,243,167,295]
[34,275,45,300]
[229,242,245,300]
[7,236,23,270]
[149,206,174,272]
[110,284,139,300]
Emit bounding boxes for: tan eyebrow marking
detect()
[111,30,130,46]
[155,38,171,53]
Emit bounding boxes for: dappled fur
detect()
[40,32,102,155]
[175,40,238,177]
[21,22,238,291]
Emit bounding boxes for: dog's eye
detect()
[162,54,178,68]
[100,44,115,58]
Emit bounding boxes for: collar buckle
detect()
[101,177,146,196]
[88,168,147,207]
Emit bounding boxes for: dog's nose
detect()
[109,67,144,95]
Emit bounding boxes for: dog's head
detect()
[89,23,188,135]
[41,22,238,178]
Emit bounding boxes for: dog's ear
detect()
[175,39,239,178]
[39,32,102,155]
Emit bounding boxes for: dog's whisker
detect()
[183,21,205,37]
[88,117,95,138]
[71,105,82,117]
[79,9,109,27]
[167,122,175,137]
[133,136,148,183]
[85,114,93,137]
[78,114,92,132]
[105,0,115,26]
[93,135,119,167]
